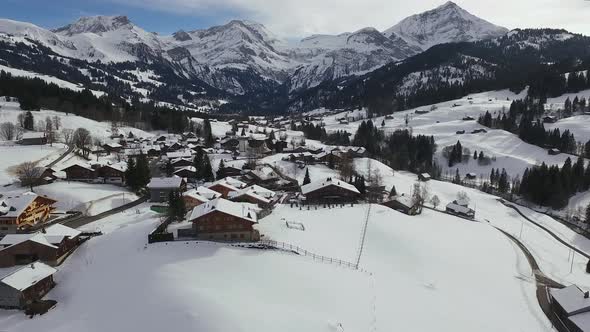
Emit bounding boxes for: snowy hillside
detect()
[383,1,508,50]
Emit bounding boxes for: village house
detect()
[62,163,96,182]
[174,166,197,180]
[17,132,47,146]
[550,285,590,332]
[186,198,260,241]
[0,261,57,309]
[97,163,126,184]
[171,157,194,169]
[0,224,82,267]
[0,193,57,234]
[446,199,475,219]
[166,150,193,160]
[228,185,275,207]
[382,195,420,216]
[216,165,243,179]
[543,115,558,123]
[147,177,187,202]
[301,177,360,204]
[549,148,561,155]
[208,177,247,198]
[102,142,123,154]
[418,173,431,182]
[183,187,222,210]
[242,166,280,186]
[36,168,58,185]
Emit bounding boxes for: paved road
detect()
[46,144,74,168]
[62,196,148,229]
[501,201,590,259]
[494,228,569,332]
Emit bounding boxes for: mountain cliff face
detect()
[0,2,510,112]
[383,1,508,51]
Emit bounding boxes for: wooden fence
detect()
[259,239,360,270]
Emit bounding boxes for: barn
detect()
[0,262,57,309]
[301,177,360,204]
[382,195,420,215]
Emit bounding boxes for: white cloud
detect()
[109,0,590,38]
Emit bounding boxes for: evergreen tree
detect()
[125,157,137,190]
[165,159,174,177]
[200,154,214,182]
[498,168,510,194]
[23,111,34,130]
[202,119,214,147]
[453,168,462,184]
[135,152,151,188]
[389,185,397,197]
[303,168,311,185]
[473,151,478,160]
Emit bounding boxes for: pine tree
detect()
[453,168,461,184]
[303,168,311,185]
[165,159,174,177]
[125,157,137,190]
[23,111,34,130]
[135,152,151,188]
[193,148,204,178]
[201,154,214,182]
[473,151,478,160]
[203,119,214,147]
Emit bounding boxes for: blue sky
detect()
[2,0,238,34]
[3,0,590,38]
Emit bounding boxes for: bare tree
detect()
[36,120,46,133]
[52,115,61,131]
[0,122,17,141]
[16,162,43,191]
[456,191,470,204]
[16,113,25,128]
[430,195,441,210]
[339,155,355,182]
[412,182,430,214]
[61,128,74,145]
[73,128,92,159]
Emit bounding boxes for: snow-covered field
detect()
[0,98,153,141]
[0,143,66,185]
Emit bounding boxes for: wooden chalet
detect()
[183,187,222,210]
[418,173,431,182]
[171,157,194,169]
[62,164,96,181]
[300,177,360,204]
[17,132,47,146]
[0,262,57,309]
[174,166,197,179]
[0,224,82,267]
[216,166,243,179]
[382,195,420,215]
[0,193,57,234]
[102,143,123,154]
[97,164,127,184]
[207,177,247,198]
[187,198,259,241]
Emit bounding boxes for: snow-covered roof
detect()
[44,223,82,239]
[393,195,415,209]
[454,199,469,207]
[420,173,431,179]
[174,166,197,174]
[147,177,184,189]
[228,187,272,204]
[20,132,45,139]
[551,285,590,316]
[0,192,49,218]
[446,203,473,215]
[0,261,57,291]
[166,151,193,159]
[62,163,94,172]
[183,186,222,203]
[570,311,590,332]
[188,198,257,223]
[0,233,57,248]
[209,177,247,191]
[301,178,360,195]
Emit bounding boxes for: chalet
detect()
[220,137,239,150]
[301,177,360,204]
[187,198,259,241]
[228,185,276,206]
[102,142,123,154]
[147,177,187,202]
[415,109,430,115]
[208,177,247,198]
[182,132,197,140]
[550,285,590,332]
[242,166,280,186]
[316,152,342,164]
[446,200,475,219]
[171,157,194,169]
[216,166,243,179]
[37,168,58,185]
[382,195,420,215]
[456,130,466,135]
[0,193,56,234]
[174,166,197,179]
[549,148,561,155]
[166,151,193,160]
[0,262,57,309]
[418,173,431,182]
[155,135,167,142]
[146,146,161,157]
[17,132,47,146]
[62,164,96,181]
[543,115,558,124]
[462,116,475,121]
[183,187,222,210]
[167,142,183,152]
[465,173,477,180]
[97,163,126,184]
[0,224,81,267]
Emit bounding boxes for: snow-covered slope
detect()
[383,1,508,51]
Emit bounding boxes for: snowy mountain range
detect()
[0,1,507,100]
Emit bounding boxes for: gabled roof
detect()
[0,192,53,218]
[0,233,57,249]
[229,187,271,204]
[0,262,57,291]
[208,177,247,191]
[62,163,94,172]
[44,223,81,239]
[174,166,197,174]
[391,195,416,209]
[301,178,360,195]
[147,177,185,189]
[188,198,257,223]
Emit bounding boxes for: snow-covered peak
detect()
[383,1,508,50]
[54,15,134,36]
